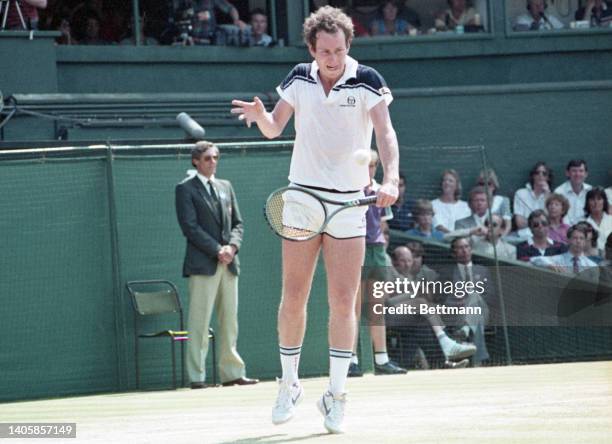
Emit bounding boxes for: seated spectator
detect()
[554,159,592,225]
[370,1,413,36]
[517,210,568,261]
[80,12,110,45]
[405,199,444,241]
[435,0,479,32]
[431,169,471,233]
[514,161,553,230]
[513,0,564,31]
[387,246,476,367]
[388,172,414,231]
[3,0,46,30]
[531,224,599,280]
[575,0,612,27]
[473,214,517,260]
[476,168,512,236]
[597,233,612,304]
[245,8,272,47]
[405,241,439,284]
[546,193,571,244]
[575,221,604,263]
[443,186,489,243]
[439,236,493,365]
[120,13,159,46]
[584,187,612,252]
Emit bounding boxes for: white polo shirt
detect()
[276,56,393,192]
[554,180,592,225]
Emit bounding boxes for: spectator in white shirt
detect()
[475,168,512,236]
[554,159,592,225]
[584,187,612,252]
[531,224,599,280]
[513,0,564,31]
[431,169,471,233]
[514,161,553,230]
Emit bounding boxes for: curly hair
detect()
[303,6,354,49]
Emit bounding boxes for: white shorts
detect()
[284,183,367,239]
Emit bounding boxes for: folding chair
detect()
[126,280,217,389]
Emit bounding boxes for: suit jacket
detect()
[437,263,496,310]
[454,214,479,230]
[175,176,244,277]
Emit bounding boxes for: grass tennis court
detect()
[2,361,610,443]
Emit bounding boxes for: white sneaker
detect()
[317,390,346,434]
[271,378,303,425]
[444,340,477,361]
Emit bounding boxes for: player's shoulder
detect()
[280,63,315,89]
[342,64,390,96]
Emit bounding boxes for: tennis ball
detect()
[353,149,371,166]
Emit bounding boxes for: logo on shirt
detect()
[340,96,357,107]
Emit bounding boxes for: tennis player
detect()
[231,6,400,434]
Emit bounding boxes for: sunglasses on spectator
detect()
[203,154,219,162]
[484,221,500,228]
[531,220,549,228]
[533,170,548,176]
[478,181,494,186]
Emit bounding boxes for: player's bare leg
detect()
[273,236,321,425]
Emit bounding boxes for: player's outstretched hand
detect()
[376,182,399,208]
[231,96,266,128]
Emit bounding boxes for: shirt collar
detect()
[310,55,358,85]
[196,172,215,187]
[527,237,554,246]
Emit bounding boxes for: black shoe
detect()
[190,381,208,389]
[347,362,363,377]
[375,361,408,375]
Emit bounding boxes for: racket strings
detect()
[265,189,326,240]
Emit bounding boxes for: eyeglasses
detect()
[531,220,549,228]
[533,170,548,176]
[478,181,494,186]
[484,221,500,228]
[203,154,219,162]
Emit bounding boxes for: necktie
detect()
[464,264,473,283]
[572,256,580,274]
[208,180,218,202]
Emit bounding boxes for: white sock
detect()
[374,351,389,366]
[350,353,358,365]
[279,344,301,386]
[436,332,455,356]
[329,348,352,396]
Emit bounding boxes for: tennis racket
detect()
[263,186,377,241]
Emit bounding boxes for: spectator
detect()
[514,161,553,230]
[387,246,476,367]
[175,141,258,388]
[444,186,489,243]
[554,159,592,225]
[3,0,46,30]
[431,169,471,233]
[576,221,604,263]
[473,214,516,260]
[387,172,414,231]
[439,236,494,365]
[513,0,564,31]
[370,1,412,36]
[401,1,422,29]
[435,0,479,32]
[351,150,406,377]
[405,240,439,284]
[516,210,568,261]
[120,13,159,46]
[575,0,612,27]
[545,193,571,244]
[405,199,444,241]
[247,8,272,47]
[80,12,110,45]
[607,186,612,214]
[584,187,612,252]
[531,224,599,280]
[476,168,512,236]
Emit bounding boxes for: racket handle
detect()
[356,195,378,206]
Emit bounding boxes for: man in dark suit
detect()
[175,141,258,388]
[439,236,496,365]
